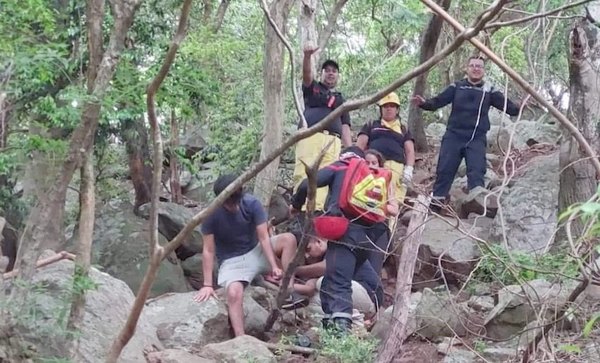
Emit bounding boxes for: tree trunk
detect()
[169,110,183,204]
[67,152,95,360]
[253,0,296,207]
[122,116,153,212]
[13,0,143,286]
[376,195,430,363]
[559,5,600,239]
[407,0,452,152]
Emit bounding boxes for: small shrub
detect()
[472,245,579,285]
[318,329,378,363]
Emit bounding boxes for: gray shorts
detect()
[217,241,272,289]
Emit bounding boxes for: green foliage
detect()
[559,344,582,355]
[473,339,487,354]
[318,329,378,363]
[583,312,600,338]
[473,245,579,285]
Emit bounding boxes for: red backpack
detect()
[337,158,392,225]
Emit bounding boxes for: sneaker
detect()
[281,292,309,310]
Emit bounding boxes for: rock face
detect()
[92,202,190,297]
[489,154,559,252]
[426,122,447,141]
[488,120,560,152]
[145,289,268,351]
[414,217,482,288]
[200,335,276,363]
[484,279,578,340]
[372,292,422,341]
[147,349,215,363]
[138,202,203,260]
[4,258,161,363]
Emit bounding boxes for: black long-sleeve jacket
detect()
[420,79,520,139]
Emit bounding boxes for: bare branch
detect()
[258,0,307,128]
[106,1,193,362]
[317,0,349,51]
[264,139,334,332]
[213,0,231,32]
[420,0,600,177]
[485,0,593,29]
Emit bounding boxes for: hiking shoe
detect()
[281,292,309,310]
[333,317,352,334]
[430,197,453,216]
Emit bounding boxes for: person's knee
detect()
[226,282,244,304]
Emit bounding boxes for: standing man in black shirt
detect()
[412,56,522,212]
[293,46,352,212]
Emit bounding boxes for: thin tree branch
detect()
[106,1,193,362]
[420,0,600,177]
[317,0,349,51]
[258,0,307,128]
[264,139,333,332]
[485,0,593,29]
[213,0,230,32]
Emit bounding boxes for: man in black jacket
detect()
[412,56,522,211]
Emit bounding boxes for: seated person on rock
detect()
[291,146,398,333]
[193,174,297,337]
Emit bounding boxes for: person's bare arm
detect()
[256,223,282,278]
[193,234,217,301]
[303,47,318,87]
[341,124,352,147]
[356,134,369,150]
[404,140,415,167]
[295,260,326,279]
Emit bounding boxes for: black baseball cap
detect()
[321,59,339,71]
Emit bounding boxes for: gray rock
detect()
[426,122,447,140]
[437,337,462,354]
[138,202,203,260]
[147,349,216,363]
[92,202,190,297]
[416,288,471,339]
[442,349,477,363]
[468,295,495,312]
[414,217,482,287]
[12,258,161,363]
[482,346,517,362]
[372,292,422,341]
[485,279,578,340]
[508,120,561,148]
[145,289,268,351]
[200,335,276,363]
[490,153,559,252]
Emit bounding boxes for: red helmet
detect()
[313,216,349,241]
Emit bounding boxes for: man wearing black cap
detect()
[292,46,352,213]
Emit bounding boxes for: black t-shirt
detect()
[300,80,350,136]
[358,120,414,164]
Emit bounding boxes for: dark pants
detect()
[433,132,487,198]
[320,222,388,319]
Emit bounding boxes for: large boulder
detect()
[413,217,482,288]
[507,120,560,148]
[199,335,275,363]
[138,202,203,260]
[144,289,268,351]
[92,202,190,297]
[426,122,447,141]
[2,257,161,362]
[489,153,559,252]
[372,292,423,340]
[415,288,472,339]
[484,279,578,340]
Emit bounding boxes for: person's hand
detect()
[193,286,217,302]
[411,95,425,106]
[303,46,319,56]
[385,201,399,217]
[289,205,300,217]
[271,266,283,280]
[403,165,414,184]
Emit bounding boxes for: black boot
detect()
[322,318,333,330]
[333,317,352,334]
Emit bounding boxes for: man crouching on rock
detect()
[193,174,297,336]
